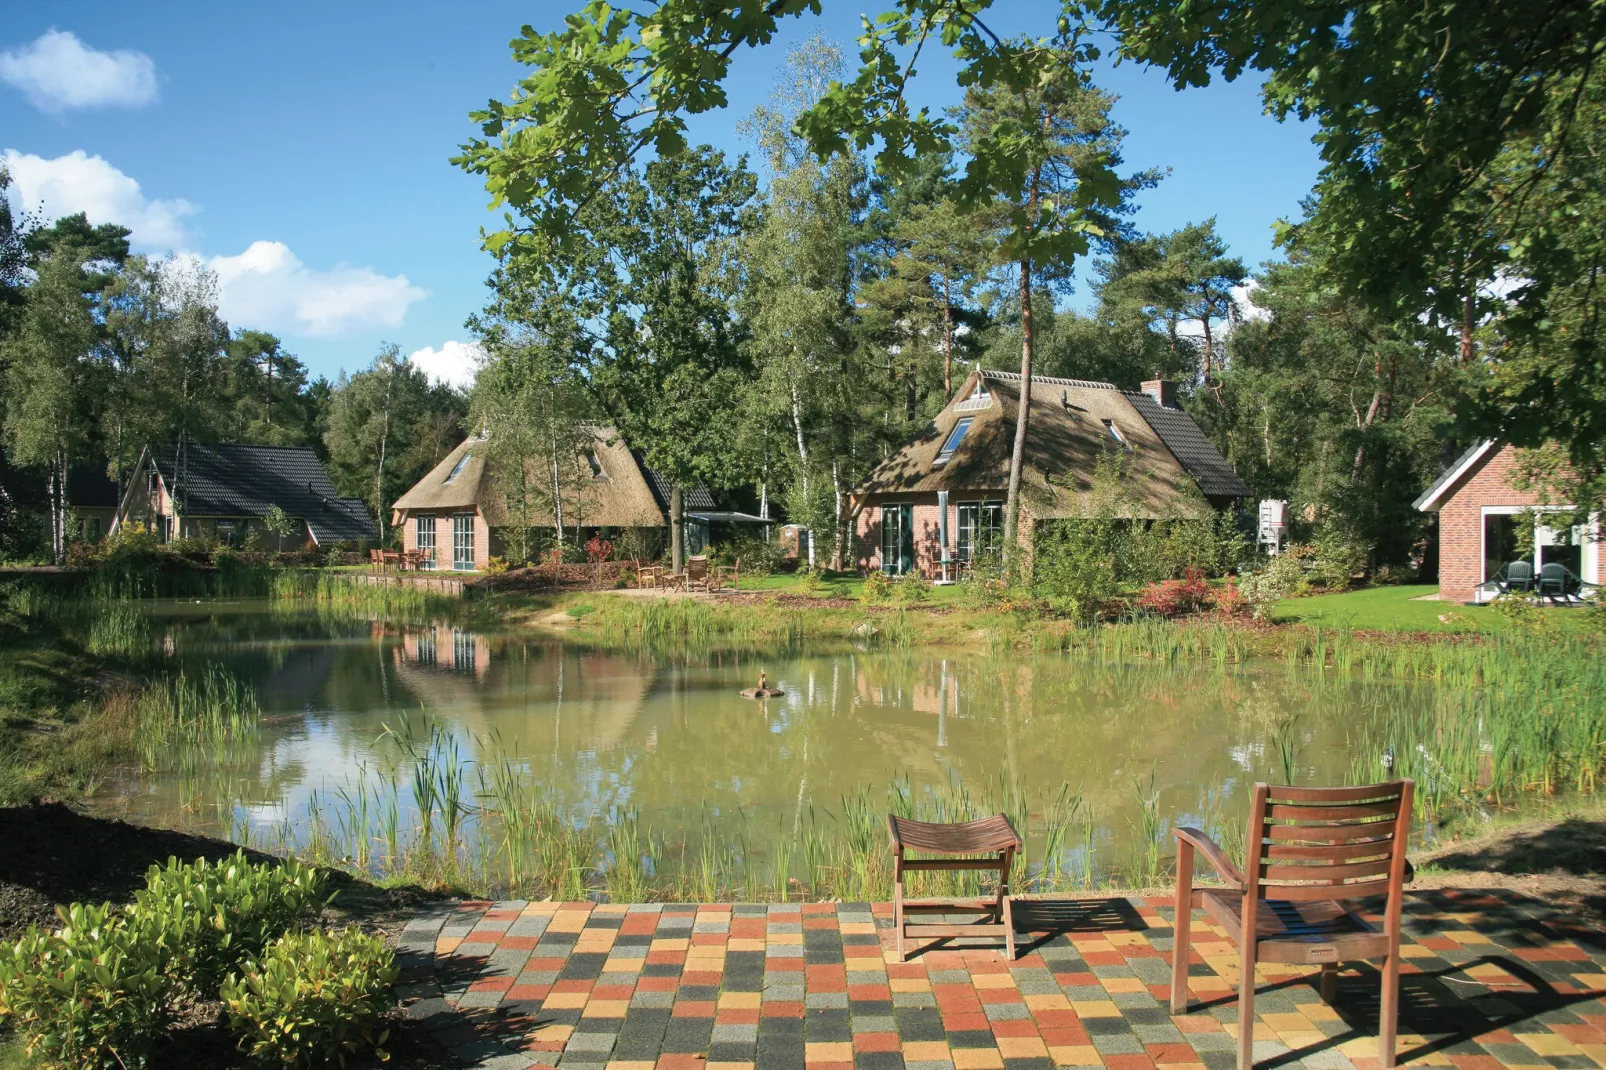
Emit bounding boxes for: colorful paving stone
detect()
[391,891,1606,1069]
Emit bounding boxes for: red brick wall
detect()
[1436,443,1545,601]
[855,494,1007,577]
[398,510,489,571]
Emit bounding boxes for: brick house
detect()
[112,443,375,548]
[1413,440,1601,602]
[390,426,759,571]
[850,369,1251,578]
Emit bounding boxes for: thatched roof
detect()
[392,426,667,529]
[854,369,1243,520]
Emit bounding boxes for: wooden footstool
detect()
[888,813,1023,960]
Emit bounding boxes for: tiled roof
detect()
[638,462,717,512]
[149,443,376,543]
[66,465,120,509]
[1124,392,1253,498]
[1413,440,1495,512]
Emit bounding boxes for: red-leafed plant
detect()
[1135,567,1213,618]
[585,535,614,564]
[1212,577,1249,618]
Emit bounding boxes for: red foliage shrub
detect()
[585,534,614,565]
[1136,567,1213,618]
[1212,577,1249,618]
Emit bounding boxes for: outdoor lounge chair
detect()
[1537,561,1577,602]
[1170,780,1414,1070]
[1501,559,1534,593]
[711,558,740,591]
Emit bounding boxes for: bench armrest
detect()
[1172,826,1244,890]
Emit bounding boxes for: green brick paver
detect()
[391,891,1606,1070]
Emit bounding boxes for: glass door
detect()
[452,513,475,571]
[416,515,436,569]
[881,504,914,575]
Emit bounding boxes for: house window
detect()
[881,504,915,575]
[452,629,476,673]
[216,519,238,546]
[452,513,475,570]
[443,453,472,484]
[956,501,1003,561]
[935,418,973,465]
[1103,420,1129,450]
[416,515,436,570]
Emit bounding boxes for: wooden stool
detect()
[888,813,1022,961]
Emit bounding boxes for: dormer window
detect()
[1103,420,1130,451]
[587,452,608,480]
[935,417,974,465]
[970,382,989,401]
[442,453,472,484]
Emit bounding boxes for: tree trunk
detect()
[551,432,565,546]
[1002,256,1034,568]
[942,275,954,398]
[670,485,685,575]
[1351,353,1397,481]
[790,382,810,509]
[831,459,844,571]
[1200,314,1214,383]
[1460,292,1474,362]
[375,373,394,545]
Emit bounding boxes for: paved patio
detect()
[393,892,1606,1070]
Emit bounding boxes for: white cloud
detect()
[3,149,195,248]
[0,29,157,112]
[208,240,428,338]
[409,341,482,390]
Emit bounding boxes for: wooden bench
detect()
[888,813,1022,960]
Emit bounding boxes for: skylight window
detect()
[1103,420,1130,451]
[443,453,472,484]
[936,418,974,464]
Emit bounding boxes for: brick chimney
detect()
[1140,378,1178,409]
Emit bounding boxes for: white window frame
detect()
[452,513,475,571]
[1477,504,1600,595]
[416,515,436,570]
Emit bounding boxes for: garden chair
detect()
[1170,780,1414,1070]
[1501,560,1534,593]
[712,558,740,591]
[1537,561,1576,602]
[888,813,1022,961]
[684,555,711,591]
[636,563,667,589]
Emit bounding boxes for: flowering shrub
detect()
[1135,568,1213,618]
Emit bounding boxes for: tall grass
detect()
[132,664,261,774]
[270,570,459,619]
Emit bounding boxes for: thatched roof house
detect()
[852,369,1249,576]
[391,425,746,571]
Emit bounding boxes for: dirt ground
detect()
[1410,810,1606,924]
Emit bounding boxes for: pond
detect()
[93,600,1440,897]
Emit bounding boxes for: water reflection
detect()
[94,603,1427,874]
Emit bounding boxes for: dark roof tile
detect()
[148,444,376,543]
[1124,393,1253,498]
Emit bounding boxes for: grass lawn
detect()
[1269,584,1596,633]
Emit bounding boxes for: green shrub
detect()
[1030,518,1119,623]
[1237,553,1306,619]
[1309,527,1368,590]
[132,852,326,996]
[222,928,397,1068]
[860,570,893,605]
[0,902,170,1069]
[890,572,931,605]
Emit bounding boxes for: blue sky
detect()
[1,2,1320,387]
